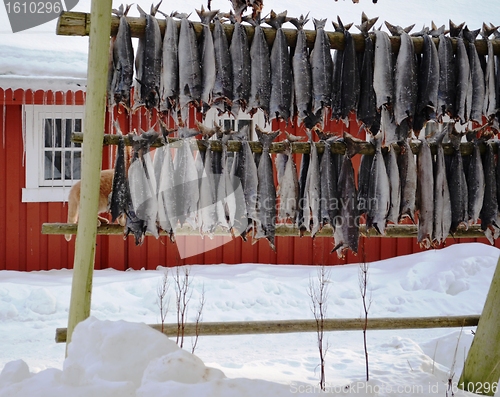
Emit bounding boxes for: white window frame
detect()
[22,104,85,203]
[203,108,271,139]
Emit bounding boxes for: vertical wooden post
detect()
[459,255,500,396]
[66,0,112,353]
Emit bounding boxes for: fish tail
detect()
[313,18,327,30]
[255,126,280,150]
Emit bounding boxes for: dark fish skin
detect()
[230,19,251,114]
[496,141,500,212]
[110,133,129,224]
[247,16,271,119]
[317,133,338,228]
[436,33,456,120]
[266,11,293,122]
[357,23,377,128]
[124,197,147,246]
[178,16,202,119]
[480,142,498,234]
[394,29,418,127]
[483,30,496,119]
[373,29,394,112]
[357,153,373,216]
[333,154,359,258]
[445,133,468,234]
[413,34,439,132]
[466,141,485,224]
[464,27,485,123]
[137,5,162,110]
[159,15,179,114]
[454,34,471,124]
[330,48,343,120]
[290,15,312,125]
[311,18,333,115]
[340,27,360,122]
[277,144,299,222]
[197,7,218,113]
[384,144,401,225]
[416,138,434,248]
[296,151,310,230]
[212,16,233,113]
[432,129,451,245]
[111,5,134,111]
[255,128,280,250]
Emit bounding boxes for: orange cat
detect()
[65,169,116,242]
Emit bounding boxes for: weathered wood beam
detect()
[55,315,480,343]
[56,11,500,55]
[71,132,494,156]
[42,223,488,238]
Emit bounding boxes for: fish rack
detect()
[57,11,500,55]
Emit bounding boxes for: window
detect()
[23,105,84,202]
[203,108,271,140]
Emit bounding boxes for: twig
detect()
[156,271,170,334]
[191,284,206,354]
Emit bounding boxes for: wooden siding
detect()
[0,87,497,271]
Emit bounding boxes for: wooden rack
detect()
[56,11,500,55]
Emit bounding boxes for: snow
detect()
[0,0,498,91]
[0,242,498,396]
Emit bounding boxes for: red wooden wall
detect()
[0,87,497,272]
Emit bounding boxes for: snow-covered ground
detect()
[0,242,498,396]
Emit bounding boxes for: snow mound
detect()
[0,317,296,396]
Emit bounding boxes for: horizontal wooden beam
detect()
[42,222,487,238]
[55,314,480,343]
[56,11,500,55]
[71,132,492,156]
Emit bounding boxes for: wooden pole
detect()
[55,315,480,343]
[65,0,112,354]
[42,223,489,239]
[459,255,500,396]
[56,11,500,56]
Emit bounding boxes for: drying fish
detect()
[389,22,417,127]
[432,128,451,245]
[465,140,485,224]
[480,142,499,243]
[413,33,439,132]
[290,15,313,126]
[255,127,280,249]
[128,130,160,241]
[124,197,147,245]
[339,17,360,122]
[357,14,379,129]
[197,139,218,236]
[247,14,271,119]
[172,128,201,230]
[464,27,485,123]
[110,5,134,111]
[229,12,251,115]
[266,11,293,122]
[366,132,390,234]
[158,13,179,114]
[196,6,218,114]
[436,26,455,120]
[454,27,471,124]
[373,28,394,112]
[134,3,162,111]
[380,106,398,146]
[416,137,434,248]
[317,130,338,228]
[333,133,359,257]
[384,144,401,225]
[109,124,129,225]
[330,20,351,120]
[482,24,497,120]
[301,129,321,237]
[296,148,310,230]
[357,151,373,217]
[212,14,233,114]
[310,18,333,115]
[277,134,301,222]
[156,128,176,241]
[445,130,468,234]
[177,14,202,122]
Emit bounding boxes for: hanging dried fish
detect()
[373,28,394,112]
[397,138,417,222]
[416,137,434,248]
[482,24,497,120]
[110,4,134,112]
[432,128,451,245]
[212,14,233,115]
[436,23,456,120]
[317,130,338,229]
[453,24,471,124]
[310,18,333,116]
[384,144,401,225]
[266,10,293,122]
[480,142,499,243]
[277,133,301,222]
[229,12,251,115]
[301,129,320,237]
[464,27,485,123]
[134,3,162,111]
[339,17,360,123]
[159,13,179,114]
[109,122,129,226]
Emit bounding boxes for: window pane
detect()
[44,151,62,180]
[65,151,81,180]
[44,119,53,147]
[223,119,234,131]
[73,119,82,147]
[54,119,62,148]
[65,119,72,148]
